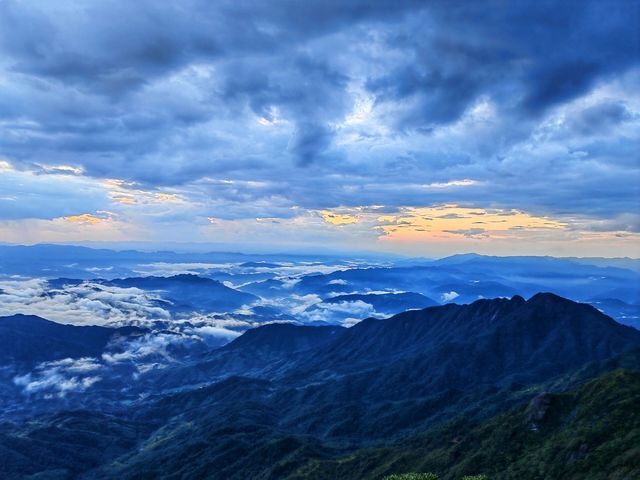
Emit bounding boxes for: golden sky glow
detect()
[0,2,637,259]
[104,179,184,206]
[376,205,567,242]
[62,214,106,224]
[61,211,117,225]
[0,160,13,171]
[319,210,361,225]
[1,157,637,257]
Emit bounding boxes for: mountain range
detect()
[0,314,145,366]
[2,245,639,329]
[0,293,639,479]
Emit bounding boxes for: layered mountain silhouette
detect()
[225,322,345,353]
[107,274,259,312]
[1,293,639,479]
[49,274,258,313]
[0,314,144,366]
[306,292,438,319]
[182,293,640,394]
[233,253,640,325]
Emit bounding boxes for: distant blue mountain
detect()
[587,297,640,329]
[305,292,439,323]
[235,255,640,325]
[3,245,639,326]
[0,314,144,365]
[0,244,355,278]
[50,274,259,313]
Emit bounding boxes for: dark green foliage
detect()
[43,367,631,480]
[383,474,440,480]
[0,411,152,480]
[286,369,640,480]
[382,475,486,480]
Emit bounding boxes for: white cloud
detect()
[189,326,242,340]
[13,357,103,397]
[317,300,376,316]
[341,317,364,328]
[299,299,381,324]
[134,262,235,276]
[0,278,170,326]
[288,294,322,314]
[280,277,302,289]
[441,291,459,302]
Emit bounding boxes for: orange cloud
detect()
[319,210,360,225]
[62,211,115,224]
[62,214,104,224]
[377,205,567,242]
[104,179,183,205]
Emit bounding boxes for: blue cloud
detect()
[0,0,638,233]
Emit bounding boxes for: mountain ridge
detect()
[1,293,639,479]
[0,314,146,366]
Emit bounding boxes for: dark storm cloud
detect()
[367,0,639,128]
[366,43,496,129]
[568,101,634,135]
[221,54,351,165]
[0,0,638,227]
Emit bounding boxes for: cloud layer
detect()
[0,0,638,255]
[0,278,170,326]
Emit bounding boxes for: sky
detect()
[0,0,639,257]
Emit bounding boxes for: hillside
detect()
[287,369,640,480]
[82,367,640,480]
[0,294,639,479]
[0,314,144,366]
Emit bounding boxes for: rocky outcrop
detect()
[526,392,553,432]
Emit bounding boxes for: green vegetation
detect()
[2,368,637,480]
[383,474,439,480]
[383,473,487,479]
[2,363,638,480]
[285,369,640,479]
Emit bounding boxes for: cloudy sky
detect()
[0,0,638,256]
